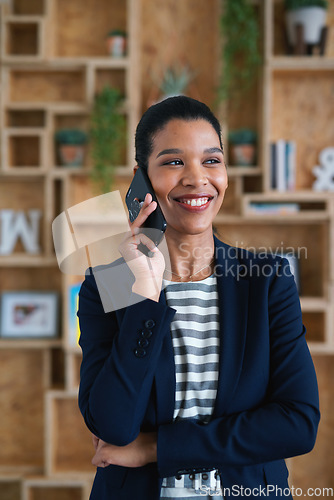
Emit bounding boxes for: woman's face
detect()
[146,118,228,238]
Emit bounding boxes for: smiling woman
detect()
[77,96,320,500]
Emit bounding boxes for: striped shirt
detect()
[160,274,223,499]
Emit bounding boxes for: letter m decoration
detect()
[0,209,41,255]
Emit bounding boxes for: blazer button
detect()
[144,319,155,329]
[134,348,146,358]
[141,329,153,339]
[137,338,149,348]
[202,473,208,480]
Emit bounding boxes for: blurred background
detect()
[0,0,333,498]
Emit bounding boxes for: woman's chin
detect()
[166,222,214,238]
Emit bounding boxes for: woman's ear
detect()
[133,165,139,176]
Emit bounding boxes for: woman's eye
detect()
[205,158,220,165]
[164,159,183,166]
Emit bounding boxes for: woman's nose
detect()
[181,161,208,186]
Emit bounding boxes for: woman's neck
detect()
[163,227,215,282]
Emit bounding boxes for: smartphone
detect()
[125,167,167,255]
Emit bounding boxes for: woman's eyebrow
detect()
[204,147,224,154]
[156,148,183,158]
[156,146,223,159]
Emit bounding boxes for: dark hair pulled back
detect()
[135,96,223,171]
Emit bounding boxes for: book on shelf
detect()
[248,202,300,215]
[270,140,296,191]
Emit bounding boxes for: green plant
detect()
[284,0,328,10]
[89,86,126,193]
[228,128,257,144]
[219,0,262,102]
[55,129,87,145]
[107,29,127,37]
[159,66,195,97]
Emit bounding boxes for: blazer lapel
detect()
[212,238,249,416]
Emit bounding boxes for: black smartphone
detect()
[125,167,167,255]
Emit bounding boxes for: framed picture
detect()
[67,282,82,347]
[0,291,59,339]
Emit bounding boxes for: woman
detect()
[78,96,320,499]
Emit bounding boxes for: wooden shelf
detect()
[227,166,262,176]
[300,297,329,312]
[0,255,57,266]
[269,57,334,71]
[0,339,62,349]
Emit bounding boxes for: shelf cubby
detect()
[0,349,48,472]
[4,20,40,57]
[0,477,21,500]
[214,220,329,299]
[0,178,45,254]
[6,109,46,128]
[51,0,126,58]
[270,69,334,191]
[94,68,126,97]
[9,69,86,103]
[272,0,334,58]
[6,131,44,168]
[45,391,95,476]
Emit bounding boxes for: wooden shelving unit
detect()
[0,0,140,497]
[0,0,333,497]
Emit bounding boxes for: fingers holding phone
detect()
[119,193,166,302]
[129,193,157,236]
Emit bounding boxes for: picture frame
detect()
[67,282,82,347]
[0,291,59,339]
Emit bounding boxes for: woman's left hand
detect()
[91,432,157,468]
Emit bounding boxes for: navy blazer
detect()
[78,236,320,499]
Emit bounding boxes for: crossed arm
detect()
[91,432,157,468]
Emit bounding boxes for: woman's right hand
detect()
[118,193,166,302]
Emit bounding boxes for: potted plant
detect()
[106,29,127,57]
[89,86,126,193]
[284,0,328,49]
[219,0,262,102]
[228,129,257,166]
[55,129,88,167]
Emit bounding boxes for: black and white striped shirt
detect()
[160,274,222,499]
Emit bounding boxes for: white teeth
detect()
[179,197,209,207]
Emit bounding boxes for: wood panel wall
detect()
[140,0,221,112]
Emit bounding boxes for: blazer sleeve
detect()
[77,270,176,446]
[157,258,320,478]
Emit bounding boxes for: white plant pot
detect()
[285,7,327,45]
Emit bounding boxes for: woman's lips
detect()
[173,196,214,212]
